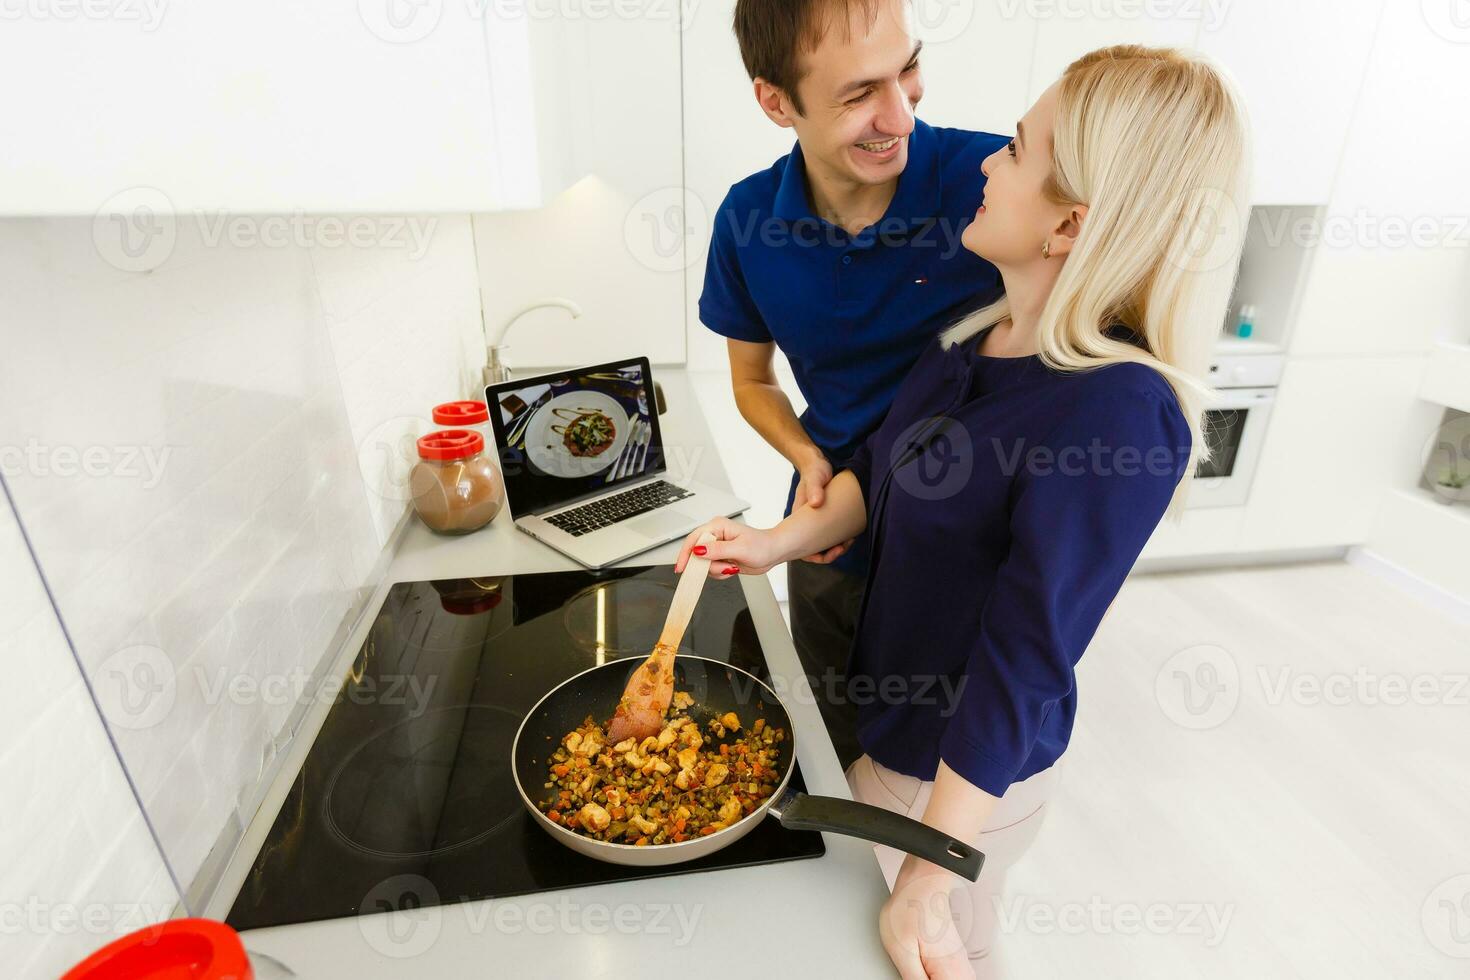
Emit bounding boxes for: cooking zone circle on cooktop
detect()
[562,579,705,656]
[324,705,522,859]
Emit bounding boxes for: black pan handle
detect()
[770,792,984,881]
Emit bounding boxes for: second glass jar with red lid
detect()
[432,401,491,447]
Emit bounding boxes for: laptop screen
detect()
[485,357,665,516]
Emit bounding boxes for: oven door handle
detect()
[1207,386,1277,410]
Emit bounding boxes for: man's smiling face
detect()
[786,0,924,190]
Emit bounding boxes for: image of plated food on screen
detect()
[496,366,651,481]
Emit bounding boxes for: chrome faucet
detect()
[483,298,584,387]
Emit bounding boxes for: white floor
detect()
[991,559,1468,979]
[782,559,1468,977]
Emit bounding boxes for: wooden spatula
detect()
[606,531,719,743]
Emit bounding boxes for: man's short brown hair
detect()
[733,0,889,115]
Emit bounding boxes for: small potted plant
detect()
[1433,466,1470,505]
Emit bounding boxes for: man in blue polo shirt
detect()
[700,0,1007,770]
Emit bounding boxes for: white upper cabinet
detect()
[1019,0,1383,207]
[0,2,560,213]
[1026,3,1205,103]
[1287,0,1470,356]
[909,3,1038,137]
[1196,0,1384,206]
[473,6,686,370]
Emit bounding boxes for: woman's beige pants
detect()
[845,754,1059,963]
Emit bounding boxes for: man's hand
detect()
[799,537,855,565]
[793,450,834,511]
[793,450,854,563]
[724,341,854,564]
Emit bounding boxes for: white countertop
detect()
[206,368,898,978]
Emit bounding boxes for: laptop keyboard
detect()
[545,480,694,537]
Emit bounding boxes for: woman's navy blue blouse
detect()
[842,328,1192,796]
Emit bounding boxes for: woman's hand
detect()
[673,517,785,578]
[673,473,867,577]
[880,857,973,980]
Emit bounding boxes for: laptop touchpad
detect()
[626,509,695,539]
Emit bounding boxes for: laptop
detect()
[486,356,749,569]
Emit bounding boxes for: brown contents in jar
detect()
[410,430,504,535]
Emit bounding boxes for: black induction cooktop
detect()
[226,563,824,931]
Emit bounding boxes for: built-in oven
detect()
[1188,353,1284,509]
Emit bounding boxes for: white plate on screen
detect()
[523,392,632,479]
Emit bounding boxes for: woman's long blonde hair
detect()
[940,45,1252,517]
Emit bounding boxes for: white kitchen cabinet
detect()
[1419,344,1470,416]
[1140,357,1428,564]
[1025,0,1382,208]
[1292,246,1470,358]
[0,3,556,213]
[1145,355,1429,560]
[1141,505,1249,560]
[910,3,1039,137]
[1235,355,1428,550]
[1018,0,1383,208]
[680,0,801,373]
[1286,0,1470,358]
[472,8,686,370]
[1367,488,1470,603]
[1196,0,1383,207]
[1026,5,1204,105]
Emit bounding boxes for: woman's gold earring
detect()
[1042,240,1051,259]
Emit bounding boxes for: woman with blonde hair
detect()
[677,44,1250,978]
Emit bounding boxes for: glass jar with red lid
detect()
[409,430,504,535]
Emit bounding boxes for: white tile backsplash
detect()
[0,211,484,967]
[322,218,487,544]
[0,493,179,980]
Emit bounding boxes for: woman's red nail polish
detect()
[722,567,738,576]
[693,546,707,556]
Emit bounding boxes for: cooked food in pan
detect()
[558,410,617,458]
[538,704,785,845]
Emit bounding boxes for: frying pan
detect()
[512,655,984,880]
